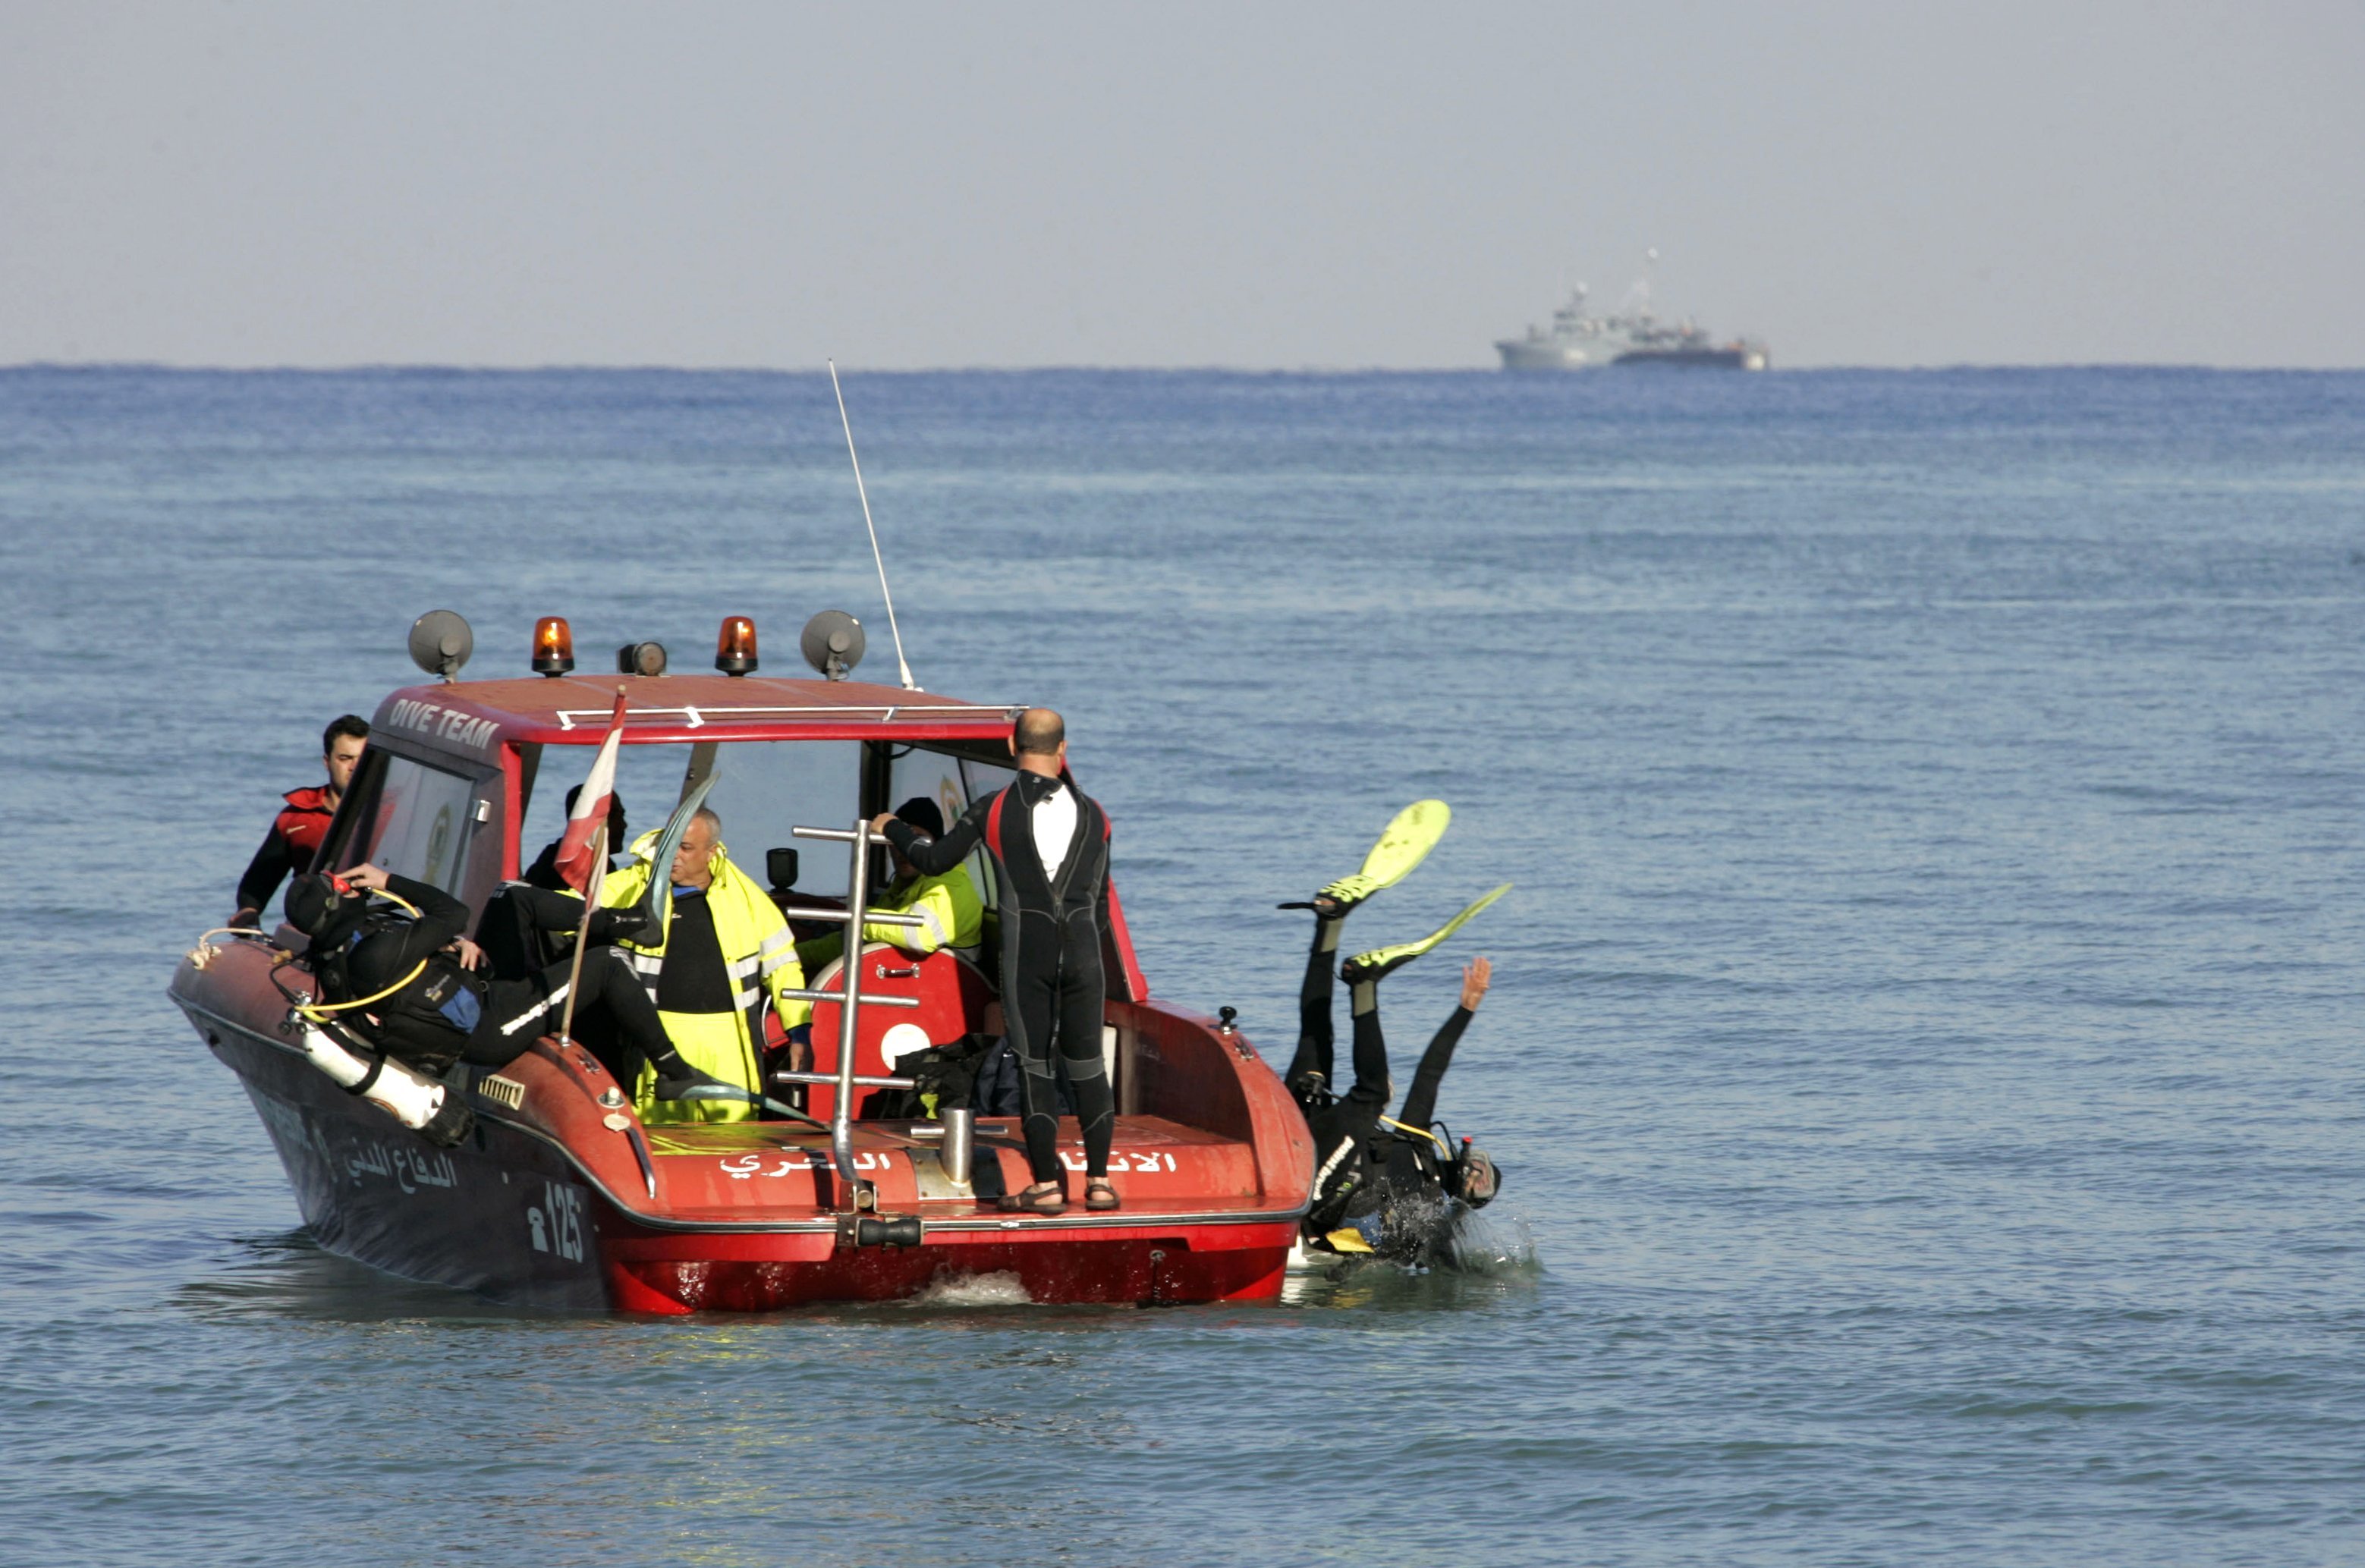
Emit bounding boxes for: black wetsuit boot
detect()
[1283,910,1348,1090]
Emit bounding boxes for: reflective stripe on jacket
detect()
[796,865,985,969]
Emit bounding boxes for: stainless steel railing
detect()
[772,818,923,1211]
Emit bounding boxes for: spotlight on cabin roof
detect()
[800,611,865,682]
[531,616,574,677]
[616,641,668,677]
[407,609,473,683]
[715,615,758,677]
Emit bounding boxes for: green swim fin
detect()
[1340,882,1511,985]
[1279,800,1451,915]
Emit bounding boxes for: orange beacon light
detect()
[532,617,575,677]
[715,615,758,676]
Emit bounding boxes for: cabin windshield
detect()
[373,754,482,894]
[696,741,862,894]
[513,737,1012,900]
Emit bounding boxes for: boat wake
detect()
[904,1269,1035,1309]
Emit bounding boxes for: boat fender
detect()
[851,1214,923,1249]
[288,1013,473,1149]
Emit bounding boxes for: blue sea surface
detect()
[3,366,2363,1565]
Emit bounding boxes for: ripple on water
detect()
[10,367,2365,1565]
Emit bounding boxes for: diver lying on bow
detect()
[1283,802,1508,1265]
[287,864,734,1098]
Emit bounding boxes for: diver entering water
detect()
[287,863,731,1098]
[877,707,1118,1214]
[1283,803,1508,1264]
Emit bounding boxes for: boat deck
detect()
[633,1113,1269,1223]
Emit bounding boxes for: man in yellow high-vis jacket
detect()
[599,808,810,1123]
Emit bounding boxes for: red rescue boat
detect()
[169,614,1313,1311]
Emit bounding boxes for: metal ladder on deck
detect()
[766,818,928,1225]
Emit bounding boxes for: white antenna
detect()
[826,358,917,691]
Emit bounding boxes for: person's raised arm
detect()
[1397,958,1489,1130]
[505,883,653,947]
[344,863,472,963]
[876,795,989,879]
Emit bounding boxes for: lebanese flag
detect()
[552,691,627,894]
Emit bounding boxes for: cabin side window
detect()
[366,754,483,894]
[886,747,1014,909]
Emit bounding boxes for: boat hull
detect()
[1495,338,1605,370]
[173,944,1309,1312]
[1613,347,1769,370]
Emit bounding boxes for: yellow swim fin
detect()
[1341,883,1511,985]
[1288,800,1451,915]
[1324,1227,1377,1254]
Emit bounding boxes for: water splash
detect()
[905,1270,1034,1308]
[1446,1204,1542,1275]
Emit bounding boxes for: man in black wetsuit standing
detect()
[873,707,1120,1214]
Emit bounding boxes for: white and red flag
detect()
[552,690,627,894]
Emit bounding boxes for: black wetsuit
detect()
[1285,916,1475,1260]
[885,771,1115,1185]
[326,873,669,1081]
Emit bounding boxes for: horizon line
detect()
[5,360,2362,376]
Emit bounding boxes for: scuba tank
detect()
[288,1010,474,1148]
[282,882,476,1146]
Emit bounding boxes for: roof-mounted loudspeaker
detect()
[408,610,474,683]
[800,611,865,682]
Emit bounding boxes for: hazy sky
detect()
[5,2,2360,368]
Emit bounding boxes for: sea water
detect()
[2,366,2362,1565]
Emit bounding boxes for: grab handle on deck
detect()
[769,1070,917,1091]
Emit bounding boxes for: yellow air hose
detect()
[291,883,432,1022]
[1377,1114,1448,1154]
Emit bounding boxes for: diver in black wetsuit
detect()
[521,786,627,891]
[876,707,1120,1215]
[286,863,728,1098]
[1286,894,1502,1264]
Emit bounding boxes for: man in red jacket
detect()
[231,715,369,929]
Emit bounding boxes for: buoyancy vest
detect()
[327,913,489,1070]
[273,784,338,863]
[597,832,810,1051]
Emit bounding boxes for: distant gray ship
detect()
[1495,276,1769,371]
